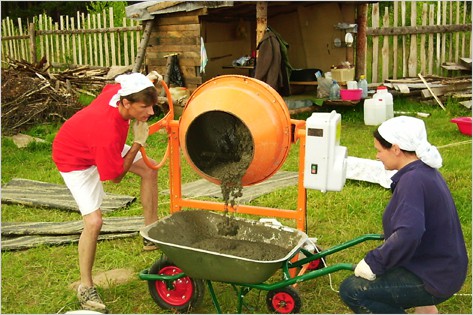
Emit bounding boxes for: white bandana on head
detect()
[378,116,443,169]
[109,73,154,107]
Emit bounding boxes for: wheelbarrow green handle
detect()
[138,268,187,281]
[294,233,384,268]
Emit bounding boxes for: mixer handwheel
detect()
[147,256,205,313]
[266,286,302,314]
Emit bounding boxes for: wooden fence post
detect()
[28,22,36,64]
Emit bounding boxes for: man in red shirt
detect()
[52,72,160,312]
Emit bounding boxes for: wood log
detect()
[133,19,154,73]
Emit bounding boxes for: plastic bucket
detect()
[451,117,472,136]
[179,75,292,186]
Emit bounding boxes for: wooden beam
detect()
[418,73,446,110]
[256,1,267,49]
[133,18,154,73]
[367,23,471,36]
[356,3,368,80]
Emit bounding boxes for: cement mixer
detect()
[141,74,347,231]
[138,75,384,314]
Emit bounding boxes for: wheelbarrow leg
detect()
[206,280,223,314]
[234,286,253,314]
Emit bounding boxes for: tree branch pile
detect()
[1,57,115,135]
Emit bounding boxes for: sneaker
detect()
[77,284,108,313]
[143,238,159,251]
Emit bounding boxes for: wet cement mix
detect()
[187,111,255,236]
[148,211,300,262]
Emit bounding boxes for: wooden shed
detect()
[126,1,362,95]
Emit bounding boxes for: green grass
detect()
[1,96,471,314]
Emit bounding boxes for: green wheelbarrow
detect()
[138,210,383,314]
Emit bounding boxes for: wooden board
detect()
[323,99,361,106]
[441,62,471,71]
[161,171,299,203]
[1,178,136,213]
[420,81,473,98]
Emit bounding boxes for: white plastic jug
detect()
[373,86,393,119]
[364,98,386,126]
[347,81,358,89]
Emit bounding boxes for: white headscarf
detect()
[378,116,442,169]
[109,73,154,107]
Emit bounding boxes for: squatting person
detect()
[339,116,468,314]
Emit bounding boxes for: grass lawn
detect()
[1,95,471,314]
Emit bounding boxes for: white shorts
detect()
[60,144,142,216]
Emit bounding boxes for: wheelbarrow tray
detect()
[140,210,308,284]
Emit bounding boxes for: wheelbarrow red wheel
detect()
[307,246,326,271]
[148,256,205,313]
[266,286,302,314]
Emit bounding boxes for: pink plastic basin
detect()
[451,117,472,136]
[340,89,362,101]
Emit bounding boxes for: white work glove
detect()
[132,120,149,146]
[354,258,376,281]
[146,70,163,84]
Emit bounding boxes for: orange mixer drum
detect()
[179,75,292,186]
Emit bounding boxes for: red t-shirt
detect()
[52,84,130,181]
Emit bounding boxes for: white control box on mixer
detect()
[303,110,347,192]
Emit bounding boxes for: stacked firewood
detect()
[1,57,114,135]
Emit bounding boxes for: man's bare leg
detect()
[130,158,158,226]
[79,210,103,287]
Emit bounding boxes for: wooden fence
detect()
[1,2,472,82]
[1,7,143,69]
[366,1,472,83]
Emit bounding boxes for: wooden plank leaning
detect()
[418,73,446,110]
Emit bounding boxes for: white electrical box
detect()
[303,110,347,192]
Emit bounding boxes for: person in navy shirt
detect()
[339,116,468,314]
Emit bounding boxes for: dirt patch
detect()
[69,268,135,291]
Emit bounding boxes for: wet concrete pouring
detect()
[151,112,294,262]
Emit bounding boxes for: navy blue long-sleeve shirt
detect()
[365,160,468,298]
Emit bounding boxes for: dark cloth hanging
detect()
[254,27,292,96]
[169,54,185,87]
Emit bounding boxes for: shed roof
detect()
[126,1,233,21]
[125,1,356,22]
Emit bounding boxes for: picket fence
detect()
[1,2,472,81]
[1,7,143,69]
[366,1,472,83]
